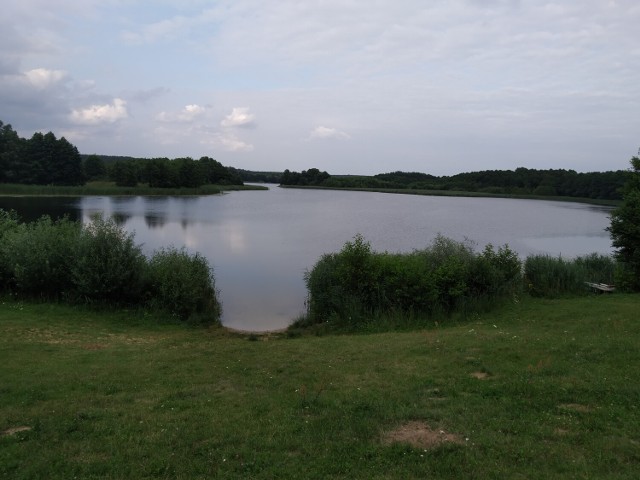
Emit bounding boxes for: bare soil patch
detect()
[471,371,489,379]
[1,426,32,436]
[559,403,592,413]
[383,421,464,449]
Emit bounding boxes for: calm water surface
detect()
[0,187,613,331]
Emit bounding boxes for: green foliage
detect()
[321,167,627,201]
[147,247,221,322]
[304,234,522,327]
[281,168,330,186]
[83,154,107,180]
[118,156,242,189]
[0,122,84,186]
[524,253,616,297]
[71,215,147,304]
[0,216,79,298]
[0,210,221,323]
[0,210,22,287]
[607,156,640,291]
[110,159,139,187]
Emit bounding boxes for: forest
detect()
[1,117,628,200]
[281,166,628,201]
[0,120,241,189]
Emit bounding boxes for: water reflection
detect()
[0,189,615,331]
[0,196,82,222]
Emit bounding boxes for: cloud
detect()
[309,126,350,140]
[156,104,206,123]
[221,107,256,128]
[24,68,66,89]
[207,132,254,152]
[70,98,128,125]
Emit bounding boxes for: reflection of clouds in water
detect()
[184,230,200,250]
[226,223,247,254]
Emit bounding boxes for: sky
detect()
[1,1,639,176]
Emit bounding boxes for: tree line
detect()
[1,119,242,189]
[280,167,628,201]
[105,156,242,188]
[0,121,84,186]
[280,168,330,186]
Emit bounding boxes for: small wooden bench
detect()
[584,282,615,293]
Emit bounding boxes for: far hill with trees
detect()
[1,120,84,186]
[280,167,628,202]
[0,119,242,190]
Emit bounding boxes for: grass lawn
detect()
[1,295,639,479]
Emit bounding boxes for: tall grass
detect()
[524,253,617,297]
[0,209,221,323]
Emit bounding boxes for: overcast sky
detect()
[1,1,638,175]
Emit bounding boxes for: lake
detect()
[0,187,614,331]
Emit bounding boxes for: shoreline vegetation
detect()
[278,184,621,206]
[277,167,627,205]
[0,211,221,324]
[0,181,267,197]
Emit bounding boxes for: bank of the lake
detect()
[279,184,621,207]
[0,181,267,197]
[1,294,638,479]
[0,186,615,331]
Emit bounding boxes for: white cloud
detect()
[221,107,256,128]
[156,104,206,123]
[2,1,639,173]
[24,68,66,89]
[309,126,350,140]
[70,98,128,125]
[207,132,254,152]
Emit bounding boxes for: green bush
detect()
[304,234,522,327]
[147,247,221,322]
[1,215,79,298]
[71,215,147,304]
[524,253,616,297]
[0,210,222,323]
[0,210,21,288]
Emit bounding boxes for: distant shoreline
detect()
[278,184,620,207]
[0,182,268,197]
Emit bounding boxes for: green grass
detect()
[1,295,639,478]
[0,182,267,197]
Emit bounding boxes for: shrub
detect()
[71,215,146,304]
[304,234,522,327]
[1,215,79,298]
[0,209,21,289]
[0,211,222,322]
[147,247,220,323]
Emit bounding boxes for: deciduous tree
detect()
[608,156,640,290]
